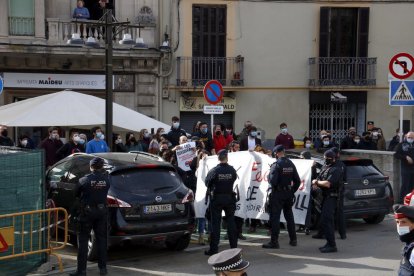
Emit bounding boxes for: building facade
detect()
[0,0,167,143]
[160,0,414,144]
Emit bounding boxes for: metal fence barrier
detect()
[0,208,68,272]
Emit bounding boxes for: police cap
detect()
[90,157,104,169]
[273,145,285,154]
[394,204,414,220]
[208,248,250,272]
[324,150,336,159]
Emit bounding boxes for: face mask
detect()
[78,138,85,145]
[250,131,257,137]
[226,129,232,133]
[144,133,150,138]
[398,225,410,236]
[73,135,81,142]
[51,133,59,140]
[21,140,28,147]
[96,132,102,139]
[305,143,311,149]
[100,134,105,140]
[1,130,8,137]
[116,138,122,144]
[323,141,330,146]
[354,139,360,144]
[407,138,414,144]
[201,128,208,134]
[173,122,180,129]
[281,128,288,134]
[215,130,221,136]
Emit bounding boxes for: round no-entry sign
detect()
[389,53,414,79]
[203,80,224,105]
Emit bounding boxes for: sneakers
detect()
[262,241,280,249]
[289,240,297,246]
[319,245,338,253]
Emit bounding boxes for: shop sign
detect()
[180,97,236,112]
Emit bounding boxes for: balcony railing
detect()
[46,18,153,46]
[176,56,244,87]
[309,57,377,87]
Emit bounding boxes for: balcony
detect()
[309,57,377,88]
[46,18,154,46]
[176,56,244,87]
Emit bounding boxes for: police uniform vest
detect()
[400,242,414,276]
[209,163,237,195]
[270,157,295,192]
[78,171,110,207]
[318,164,340,197]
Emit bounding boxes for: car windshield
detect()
[346,164,382,179]
[111,169,183,194]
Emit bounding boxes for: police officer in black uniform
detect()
[312,150,343,253]
[204,150,238,256]
[263,145,301,249]
[70,157,110,276]
[393,203,414,275]
[331,147,347,240]
[395,131,414,203]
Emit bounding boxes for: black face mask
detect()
[215,131,221,136]
[1,130,8,137]
[325,158,334,166]
[400,229,414,243]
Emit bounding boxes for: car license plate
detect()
[355,189,376,197]
[144,204,172,214]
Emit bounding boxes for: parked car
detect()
[46,152,195,260]
[286,150,394,225]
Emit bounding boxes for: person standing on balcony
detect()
[73,0,90,20]
[274,123,294,149]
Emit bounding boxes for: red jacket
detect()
[274,133,294,149]
[214,134,233,153]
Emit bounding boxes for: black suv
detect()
[286,150,394,224]
[46,152,195,260]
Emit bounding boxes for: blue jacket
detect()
[73,7,90,19]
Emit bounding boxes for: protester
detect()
[340,127,357,150]
[149,128,164,155]
[213,124,233,153]
[39,126,63,168]
[112,133,127,152]
[17,134,34,149]
[317,135,335,153]
[167,116,187,147]
[240,126,261,151]
[125,132,143,152]
[192,121,201,136]
[237,120,252,143]
[357,131,377,150]
[226,124,237,141]
[194,122,215,155]
[303,137,313,150]
[56,130,85,159]
[139,128,151,152]
[371,127,386,151]
[0,125,14,146]
[313,129,328,150]
[274,122,294,149]
[86,127,109,153]
[395,131,414,203]
[388,128,401,151]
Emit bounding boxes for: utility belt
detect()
[272,185,292,192]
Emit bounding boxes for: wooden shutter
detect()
[357,8,369,57]
[319,7,330,57]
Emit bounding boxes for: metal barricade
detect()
[0,208,68,272]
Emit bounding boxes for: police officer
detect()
[395,131,414,203]
[331,147,347,240]
[205,149,238,256]
[393,203,414,275]
[263,145,301,249]
[208,248,250,276]
[70,157,110,276]
[311,150,343,253]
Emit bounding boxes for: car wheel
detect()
[165,234,191,251]
[363,214,386,224]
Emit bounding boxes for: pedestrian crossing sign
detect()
[389,80,414,106]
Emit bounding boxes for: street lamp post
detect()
[105,9,114,151]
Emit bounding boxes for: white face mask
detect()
[323,141,330,146]
[73,135,81,142]
[21,140,28,147]
[354,139,360,144]
[398,225,411,236]
[407,138,414,144]
[305,143,311,149]
[173,122,180,129]
[100,134,105,140]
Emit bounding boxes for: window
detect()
[66,157,92,184]
[8,0,35,36]
[47,162,71,183]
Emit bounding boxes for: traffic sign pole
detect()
[400,106,404,141]
[211,114,214,140]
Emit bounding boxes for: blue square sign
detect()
[389,80,414,106]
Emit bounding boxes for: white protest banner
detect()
[194,151,313,225]
[176,142,196,171]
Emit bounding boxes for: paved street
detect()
[36,214,402,276]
